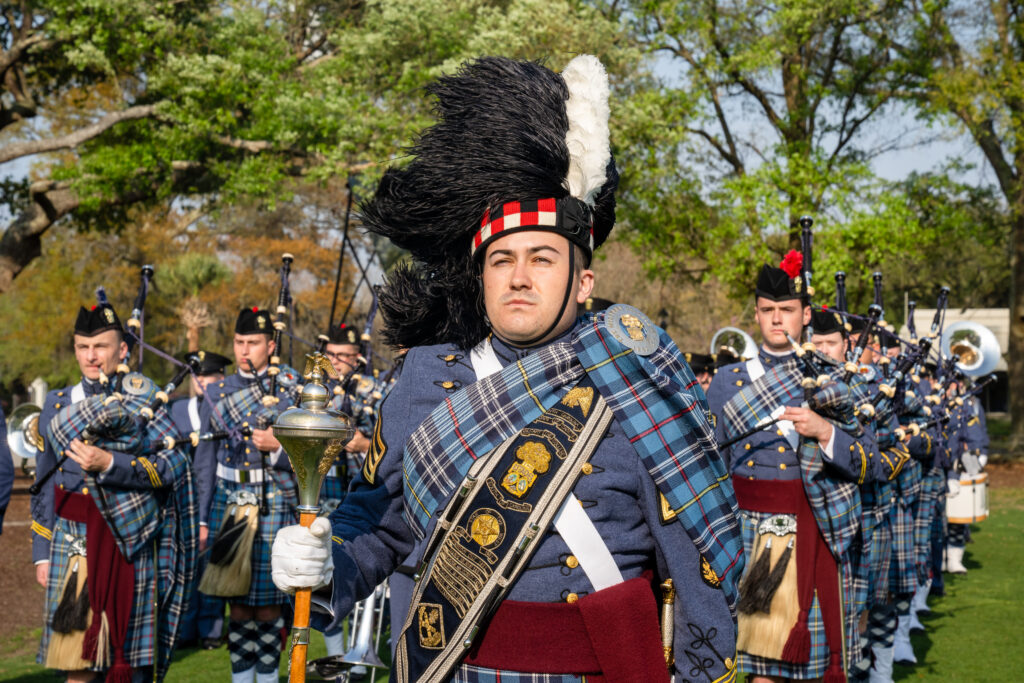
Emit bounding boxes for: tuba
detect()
[7,403,43,471]
[710,327,758,361]
[940,321,1001,377]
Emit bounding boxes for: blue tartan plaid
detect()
[209,365,300,440]
[205,474,297,606]
[452,665,600,682]
[888,460,921,594]
[914,466,945,582]
[401,311,744,610]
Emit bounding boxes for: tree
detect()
[0,0,633,293]
[604,0,937,309]
[894,0,1023,449]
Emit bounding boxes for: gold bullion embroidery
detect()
[362,417,386,484]
[535,408,583,442]
[561,386,594,417]
[519,427,567,459]
[700,555,722,589]
[434,529,491,617]
[502,441,551,498]
[417,603,445,649]
[485,478,533,513]
[659,492,679,524]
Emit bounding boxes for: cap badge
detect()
[257,315,266,329]
[104,308,115,324]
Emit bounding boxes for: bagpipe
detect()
[31,268,197,497]
[207,254,301,516]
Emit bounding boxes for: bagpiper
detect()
[193,307,300,683]
[272,54,743,682]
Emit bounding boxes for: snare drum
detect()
[947,472,988,524]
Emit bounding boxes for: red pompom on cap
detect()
[91,305,97,311]
[779,250,803,278]
[252,306,259,312]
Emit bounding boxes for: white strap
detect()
[70,382,85,404]
[553,492,624,591]
[216,462,265,483]
[470,339,503,380]
[745,357,766,381]
[471,337,623,591]
[187,396,201,431]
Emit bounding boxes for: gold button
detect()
[850,445,855,451]
[242,421,249,428]
[725,657,733,669]
[57,391,64,397]
[60,484,65,490]
[54,403,61,409]
[748,475,755,480]
[776,429,784,436]
[81,487,88,494]
[744,444,752,450]
[581,463,593,475]
[566,555,579,569]
[244,462,250,467]
[566,593,579,604]
[131,460,137,466]
[735,380,743,386]
[777,446,786,453]
[779,463,787,470]
[732,367,740,373]
[246,411,252,417]
[246,448,252,454]
[220,393,225,397]
[747,460,754,467]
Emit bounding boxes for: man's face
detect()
[191,373,224,397]
[812,332,846,363]
[482,231,594,346]
[886,346,900,359]
[233,334,275,373]
[754,297,809,352]
[324,342,361,376]
[696,371,713,392]
[74,330,128,381]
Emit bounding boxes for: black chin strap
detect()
[503,246,577,350]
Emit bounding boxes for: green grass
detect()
[0,620,389,682]
[4,490,1023,681]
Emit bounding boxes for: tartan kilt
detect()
[887,495,916,595]
[736,510,829,679]
[38,517,158,670]
[204,471,297,606]
[914,467,945,582]
[855,482,894,609]
[452,664,609,682]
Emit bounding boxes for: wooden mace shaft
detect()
[289,510,318,683]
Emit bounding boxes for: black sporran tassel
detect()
[738,537,773,615]
[52,557,89,634]
[754,536,794,613]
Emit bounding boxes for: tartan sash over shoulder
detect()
[402,310,744,610]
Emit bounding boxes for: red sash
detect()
[464,575,669,681]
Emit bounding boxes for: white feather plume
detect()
[561,55,611,206]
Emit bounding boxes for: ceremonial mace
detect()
[274,353,354,683]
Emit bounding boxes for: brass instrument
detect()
[7,403,43,470]
[940,321,1001,378]
[710,327,758,361]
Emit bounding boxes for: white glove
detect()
[946,479,961,498]
[272,517,334,595]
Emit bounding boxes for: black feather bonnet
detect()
[360,56,619,350]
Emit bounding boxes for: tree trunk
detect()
[1010,210,1024,455]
